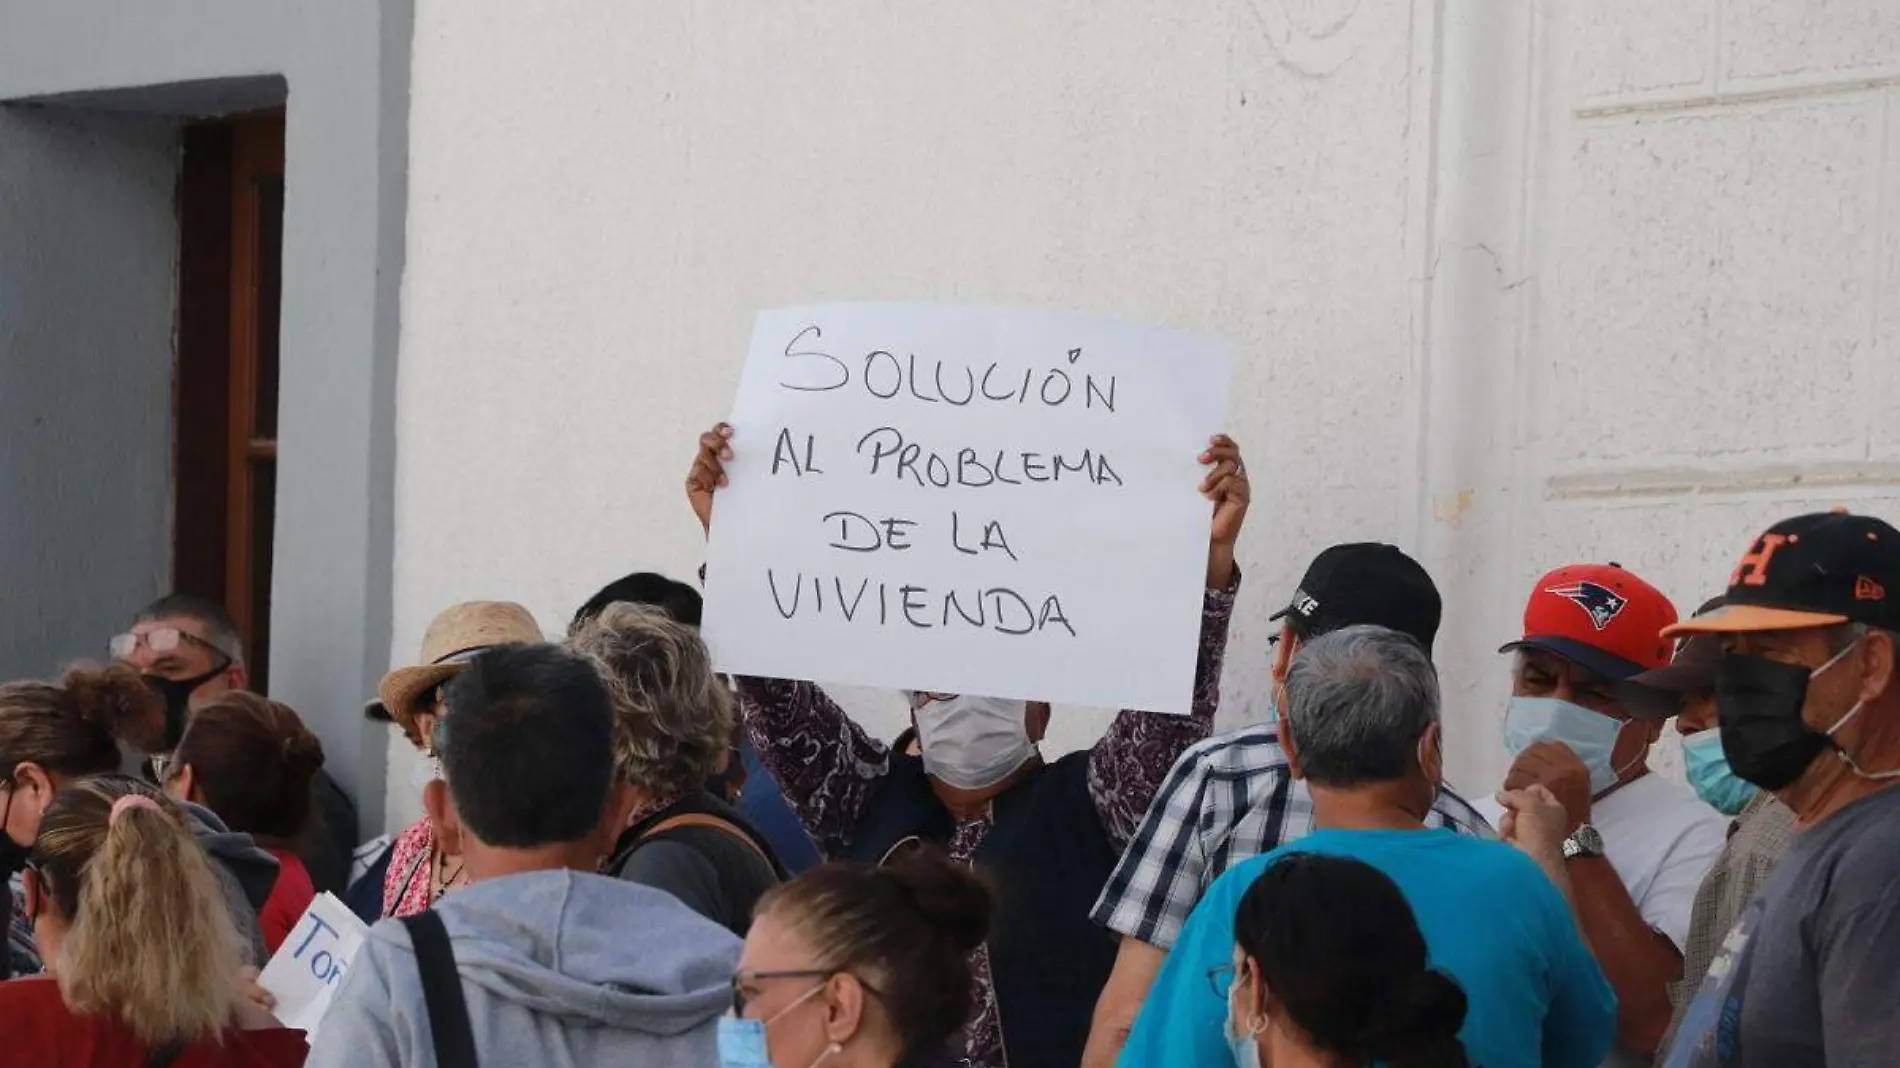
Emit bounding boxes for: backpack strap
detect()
[637,813,775,872]
[401,910,479,1068]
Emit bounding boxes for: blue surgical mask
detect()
[717,984,836,1068]
[717,1017,771,1068]
[1226,968,1265,1068]
[1681,730,1758,815]
[1502,696,1630,795]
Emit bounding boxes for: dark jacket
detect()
[841,743,1121,1068]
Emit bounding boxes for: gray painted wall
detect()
[0,0,411,838]
[0,107,178,679]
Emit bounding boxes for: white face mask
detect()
[912,694,1036,790]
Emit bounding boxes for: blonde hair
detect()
[34,776,242,1045]
[568,602,733,799]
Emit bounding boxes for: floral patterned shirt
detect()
[736,575,1237,1068]
[381,818,437,920]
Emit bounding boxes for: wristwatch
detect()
[1561,824,1605,860]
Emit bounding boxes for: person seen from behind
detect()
[1085,543,1494,1068]
[367,600,543,918]
[726,846,993,1068]
[1,666,276,975]
[1477,564,1725,1067]
[571,602,785,935]
[0,776,306,1066]
[1121,626,1615,1068]
[569,569,822,875]
[1662,511,1900,1068]
[687,422,1248,1068]
[1227,852,1470,1068]
[163,693,328,953]
[310,642,740,1068]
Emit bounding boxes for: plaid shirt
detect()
[1092,722,1495,949]
[1658,791,1797,1060]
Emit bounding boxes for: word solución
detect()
[765,569,1077,637]
[774,324,1119,413]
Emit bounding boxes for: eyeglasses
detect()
[908,691,959,712]
[108,627,231,664]
[730,969,834,1017]
[730,969,884,1017]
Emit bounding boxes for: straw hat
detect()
[370,601,544,733]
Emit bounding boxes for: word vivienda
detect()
[765,569,1077,637]
[774,324,1118,413]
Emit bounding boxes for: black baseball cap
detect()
[1621,597,1725,720]
[1666,511,1900,637]
[1269,543,1442,653]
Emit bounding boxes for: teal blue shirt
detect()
[1120,828,1615,1068]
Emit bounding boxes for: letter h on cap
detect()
[1730,534,1791,587]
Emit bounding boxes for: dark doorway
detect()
[173,114,284,689]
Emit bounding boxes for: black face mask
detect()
[141,662,227,752]
[1715,654,1830,791]
[0,787,28,878]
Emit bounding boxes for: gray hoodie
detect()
[309,869,741,1068]
[177,799,277,967]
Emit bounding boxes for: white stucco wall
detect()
[388,0,1900,829]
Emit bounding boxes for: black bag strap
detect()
[402,910,479,1068]
[145,1041,185,1068]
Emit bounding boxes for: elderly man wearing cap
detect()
[1621,597,1798,1061]
[1661,512,1900,1068]
[370,601,544,919]
[1478,563,1726,1068]
[1081,543,1494,1068]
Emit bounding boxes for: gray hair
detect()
[568,602,733,799]
[1284,625,1439,788]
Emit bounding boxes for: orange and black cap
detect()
[1665,511,1900,637]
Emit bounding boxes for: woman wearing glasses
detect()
[0,666,278,975]
[724,846,993,1068]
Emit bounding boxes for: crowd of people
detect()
[0,419,1897,1068]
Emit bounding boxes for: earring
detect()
[1245,1009,1269,1036]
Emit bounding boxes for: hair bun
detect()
[1363,969,1468,1064]
[60,663,165,747]
[881,848,995,954]
[280,720,326,778]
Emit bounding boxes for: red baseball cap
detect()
[1499,563,1679,680]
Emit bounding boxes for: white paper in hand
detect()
[256,892,369,1036]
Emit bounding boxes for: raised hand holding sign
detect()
[698,303,1234,714]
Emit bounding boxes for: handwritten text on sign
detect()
[256,893,368,1036]
[702,303,1233,713]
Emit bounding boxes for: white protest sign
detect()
[702,303,1233,713]
[256,892,369,1036]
